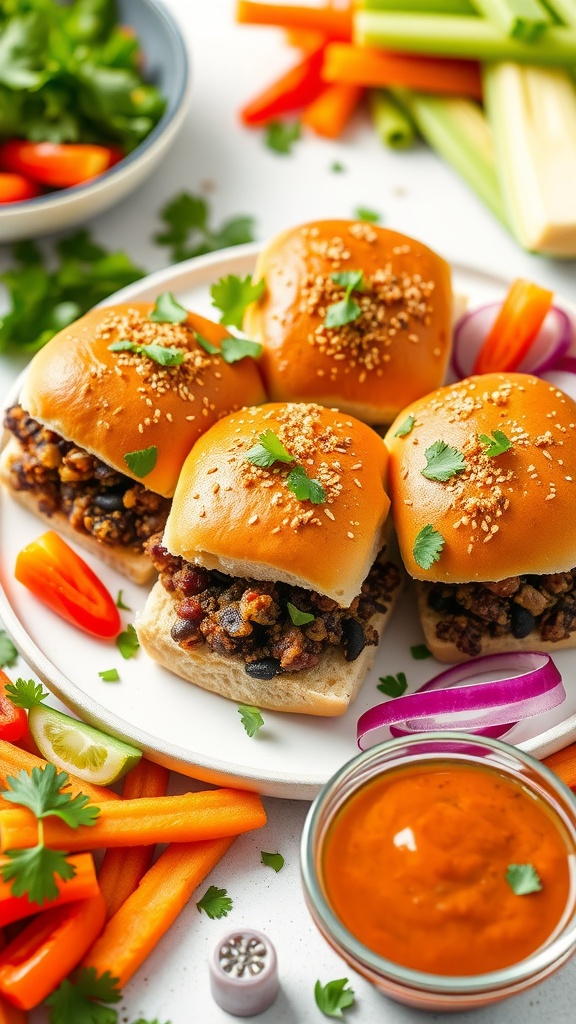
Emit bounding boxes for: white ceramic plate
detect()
[2,243,576,800]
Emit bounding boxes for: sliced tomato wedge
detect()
[0,172,40,203]
[15,532,121,639]
[0,670,27,743]
[0,141,122,188]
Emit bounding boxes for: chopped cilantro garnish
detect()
[261,851,284,872]
[116,625,139,660]
[287,602,315,626]
[413,524,445,570]
[394,414,415,438]
[314,978,355,1019]
[325,270,364,329]
[116,590,131,611]
[109,339,184,366]
[377,672,408,697]
[421,440,467,482]
[506,863,542,895]
[479,429,512,457]
[210,275,265,330]
[154,191,256,264]
[265,119,301,154]
[195,331,262,364]
[46,967,121,1024]
[331,161,345,173]
[286,464,326,504]
[238,705,264,737]
[196,884,233,919]
[0,631,18,669]
[149,292,187,324]
[98,669,120,683]
[5,677,47,709]
[353,206,381,223]
[124,446,158,478]
[410,644,432,660]
[246,429,295,468]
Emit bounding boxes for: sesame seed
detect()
[247,514,259,525]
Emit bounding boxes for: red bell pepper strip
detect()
[0,854,98,928]
[0,174,40,204]
[473,278,554,374]
[240,44,327,125]
[0,141,122,189]
[0,996,26,1024]
[0,673,27,745]
[15,532,121,639]
[0,893,106,1009]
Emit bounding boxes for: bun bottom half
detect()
[136,581,398,717]
[416,584,576,662]
[0,439,155,585]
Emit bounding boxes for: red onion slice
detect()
[357,651,564,751]
[452,304,573,380]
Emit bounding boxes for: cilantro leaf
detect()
[325,270,364,329]
[410,644,432,660]
[413,524,445,570]
[479,429,512,457]
[286,464,326,504]
[354,206,381,223]
[287,602,315,626]
[330,270,364,292]
[246,429,295,468]
[210,275,266,330]
[261,851,284,872]
[116,625,139,660]
[394,414,415,438]
[195,332,220,356]
[46,967,121,1024]
[108,339,184,366]
[331,161,345,173]
[5,677,47,709]
[0,630,18,668]
[98,669,120,682]
[421,440,467,482]
[2,844,75,905]
[124,446,158,478]
[2,764,99,827]
[506,863,542,895]
[265,119,301,154]
[377,672,408,697]
[149,292,188,324]
[238,705,264,737]
[314,978,355,1019]
[154,191,255,263]
[196,884,233,919]
[116,590,131,611]
[221,336,262,363]
[131,1020,171,1024]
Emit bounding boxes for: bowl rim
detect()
[0,0,191,215]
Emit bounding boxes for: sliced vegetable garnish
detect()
[239,44,327,126]
[196,885,233,919]
[0,672,28,743]
[506,863,543,895]
[472,278,554,374]
[412,524,445,569]
[15,532,121,639]
[421,440,467,481]
[0,141,120,188]
[28,705,141,786]
[453,302,573,381]
[149,292,188,324]
[357,651,564,750]
[98,669,120,683]
[124,446,158,478]
[210,275,266,330]
[0,852,98,928]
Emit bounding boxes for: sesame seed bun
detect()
[385,372,576,583]
[18,303,267,498]
[243,220,452,425]
[163,402,392,606]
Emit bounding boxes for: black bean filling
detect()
[146,533,401,677]
[4,404,169,551]
[426,571,576,657]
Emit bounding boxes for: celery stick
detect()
[360,0,475,13]
[544,0,576,27]
[370,89,416,148]
[391,88,508,225]
[356,10,576,62]
[483,62,576,255]
[468,0,552,42]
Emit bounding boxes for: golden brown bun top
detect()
[244,219,452,425]
[385,372,576,582]
[19,303,266,497]
[164,402,391,606]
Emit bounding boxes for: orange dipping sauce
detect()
[322,762,574,976]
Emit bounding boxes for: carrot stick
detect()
[0,788,266,852]
[323,43,483,100]
[237,1,352,40]
[473,278,554,374]
[543,744,576,789]
[0,854,98,927]
[0,740,119,804]
[82,837,234,988]
[98,759,169,919]
[302,82,364,137]
[284,28,326,51]
[240,44,326,125]
[0,997,26,1024]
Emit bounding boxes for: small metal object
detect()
[209,929,279,1016]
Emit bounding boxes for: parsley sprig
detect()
[0,631,18,668]
[46,967,121,1024]
[314,978,355,1019]
[5,676,48,708]
[325,270,364,329]
[394,414,415,438]
[261,851,285,872]
[196,885,233,919]
[1,764,99,904]
[377,672,408,697]
[238,705,264,737]
[265,120,301,154]
[421,440,467,482]
[479,429,512,457]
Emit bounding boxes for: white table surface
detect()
[1,1,576,1021]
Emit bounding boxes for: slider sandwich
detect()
[244,219,452,425]
[385,372,576,661]
[1,302,265,583]
[137,403,401,715]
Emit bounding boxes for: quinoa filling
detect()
[4,405,169,551]
[146,533,401,678]
[426,570,576,657]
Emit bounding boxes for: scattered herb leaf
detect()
[265,119,301,154]
[330,270,364,292]
[479,429,512,458]
[506,863,542,895]
[286,464,326,504]
[261,851,284,872]
[2,844,75,906]
[354,206,381,223]
[0,631,18,668]
[331,161,345,173]
[246,429,295,469]
[325,269,364,329]
[116,590,131,611]
[221,336,263,363]
[287,602,315,626]
[413,524,445,570]
[410,644,432,660]
[155,191,256,264]
[124,446,158,479]
[314,978,355,1019]
[394,414,415,438]
[238,705,264,737]
[46,967,121,1024]
[377,672,408,697]
[109,339,184,367]
[210,275,265,330]
[421,440,467,482]
[149,292,187,324]
[5,677,47,709]
[116,625,139,660]
[195,331,220,356]
[98,669,120,683]
[196,885,233,919]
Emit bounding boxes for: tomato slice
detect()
[0,172,41,203]
[15,532,121,639]
[0,671,27,743]
[0,141,122,188]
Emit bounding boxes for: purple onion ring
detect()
[452,304,573,381]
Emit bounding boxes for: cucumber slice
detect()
[28,705,142,785]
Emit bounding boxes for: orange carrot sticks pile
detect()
[301,82,364,137]
[237,0,353,40]
[0,740,119,804]
[322,43,483,99]
[0,854,98,927]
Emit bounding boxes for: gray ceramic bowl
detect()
[0,0,191,242]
